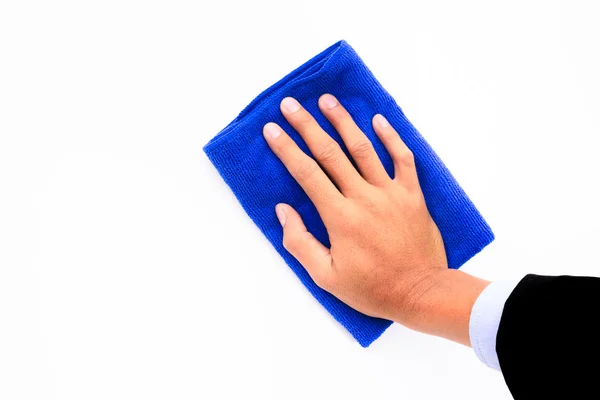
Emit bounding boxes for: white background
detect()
[1,1,599,399]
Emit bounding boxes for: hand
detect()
[263,94,489,346]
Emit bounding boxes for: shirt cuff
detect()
[469,280,520,371]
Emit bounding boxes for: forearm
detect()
[400,270,490,347]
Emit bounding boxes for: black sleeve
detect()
[496,274,600,399]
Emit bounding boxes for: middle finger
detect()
[280,97,364,194]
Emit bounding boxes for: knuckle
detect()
[398,149,415,166]
[294,160,319,181]
[412,192,428,209]
[282,234,298,253]
[317,141,341,164]
[312,271,333,291]
[397,189,426,212]
[272,139,287,153]
[341,207,365,230]
[349,140,374,159]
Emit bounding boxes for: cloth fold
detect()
[204,40,494,347]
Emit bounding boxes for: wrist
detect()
[399,269,490,346]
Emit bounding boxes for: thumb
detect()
[276,203,333,289]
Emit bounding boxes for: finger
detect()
[319,94,389,186]
[280,97,363,194]
[372,114,419,188]
[276,203,333,290]
[264,122,343,214]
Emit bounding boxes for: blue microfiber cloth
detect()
[204,40,494,347]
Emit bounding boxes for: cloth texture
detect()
[469,280,520,370]
[204,40,494,347]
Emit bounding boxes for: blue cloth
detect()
[204,40,494,347]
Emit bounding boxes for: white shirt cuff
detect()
[469,280,520,371]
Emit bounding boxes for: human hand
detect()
[263,95,489,345]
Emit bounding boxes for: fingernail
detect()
[275,204,286,227]
[281,97,301,113]
[320,94,338,110]
[374,114,390,128]
[263,123,281,139]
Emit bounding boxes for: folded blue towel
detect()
[204,41,494,347]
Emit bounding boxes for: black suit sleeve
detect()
[496,274,600,399]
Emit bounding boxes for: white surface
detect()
[1,1,599,399]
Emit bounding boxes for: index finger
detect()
[263,122,343,214]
